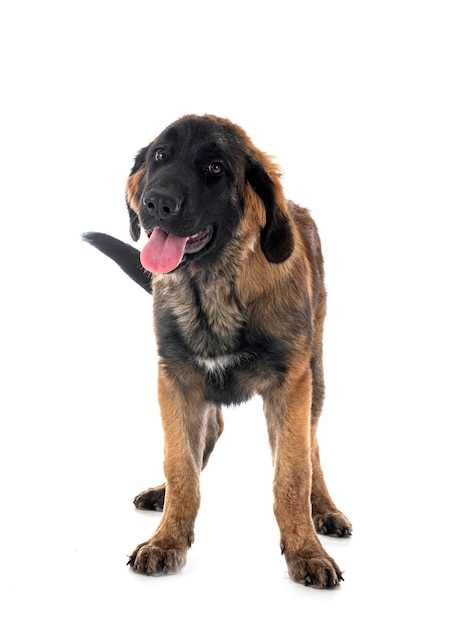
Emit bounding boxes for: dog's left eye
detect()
[208,162,223,175]
[155,149,167,162]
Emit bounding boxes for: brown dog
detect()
[84,114,352,587]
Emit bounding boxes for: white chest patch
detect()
[194,353,246,374]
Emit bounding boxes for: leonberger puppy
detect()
[83,114,352,588]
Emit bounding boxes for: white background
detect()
[1,1,450,623]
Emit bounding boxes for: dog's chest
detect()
[157,273,245,361]
[154,273,290,406]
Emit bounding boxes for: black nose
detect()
[142,191,182,217]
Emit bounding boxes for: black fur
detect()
[82,232,152,294]
[133,117,245,268]
[246,159,294,263]
[83,115,352,586]
[125,115,294,266]
[155,306,290,407]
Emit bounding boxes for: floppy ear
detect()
[246,159,294,263]
[126,146,148,241]
[127,205,141,242]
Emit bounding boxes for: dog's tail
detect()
[82,232,153,294]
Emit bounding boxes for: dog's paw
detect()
[133,485,166,511]
[285,552,344,588]
[127,539,187,576]
[313,510,352,538]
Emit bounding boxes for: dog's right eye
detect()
[154,149,167,162]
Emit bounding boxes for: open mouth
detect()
[140,226,213,274]
[184,226,213,254]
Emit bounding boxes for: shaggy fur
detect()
[84,114,351,587]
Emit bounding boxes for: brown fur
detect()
[88,114,352,587]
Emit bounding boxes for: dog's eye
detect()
[208,162,223,175]
[154,149,167,162]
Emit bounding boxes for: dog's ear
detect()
[126,146,148,241]
[246,159,294,263]
[127,205,141,242]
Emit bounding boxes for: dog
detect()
[83,114,352,588]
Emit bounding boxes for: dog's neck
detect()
[154,256,245,361]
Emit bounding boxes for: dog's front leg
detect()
[263,367,343,588]
[128,365,206,576]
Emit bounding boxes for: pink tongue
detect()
[140,228,188,273]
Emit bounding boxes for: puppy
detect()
[84,114,352,587]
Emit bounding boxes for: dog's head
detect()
[126,115,294,274]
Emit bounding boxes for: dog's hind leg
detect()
[310,424,353,537]
[134,483,166,512]
[133,405,223,511]
[201,405,224,468]
[309,351,352,537]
